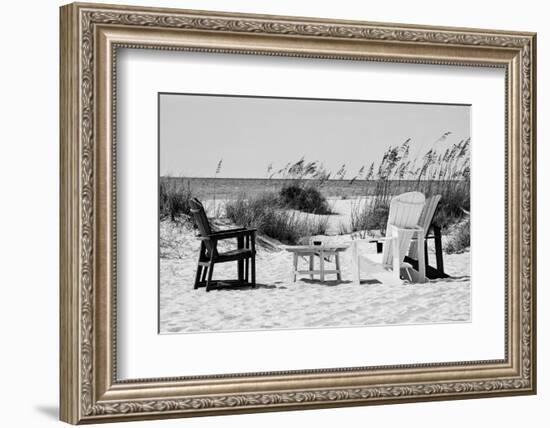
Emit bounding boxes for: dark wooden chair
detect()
[189,198,256,291]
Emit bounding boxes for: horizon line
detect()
[161,176,468,182]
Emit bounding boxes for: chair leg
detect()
[206,262,214,292]
[309,255,314,280]
[335,253,342,282]
[244,234,249,284]
[292,253,298,282]
[251,255,256,288]
[237,259,244,283]
[320,250,325,282]
[416,229,426,283]
[250,232,256,288]
[194,265,202,289]
[424,240,429,270]
[237,236,244,284]
[200,266,207,283]
[195,242,206,289]
[434,225,445,275]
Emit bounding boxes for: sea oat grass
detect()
[351,136,471,242]
[159,179,194,221]
[444,217,470,254]
[226,192,329,244]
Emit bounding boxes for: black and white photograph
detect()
[159,93,471,334]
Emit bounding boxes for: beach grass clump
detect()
[267,158,333,214]
[307,214,330,237]
[159,178,194,221]
[350,202,389,234]
[431,182,470,229]
[444,217,470,254]
[226,192,329,245]
[279,184,332,214]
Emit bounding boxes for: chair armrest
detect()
[387,225,424,241]
[370,235,409,243]
[370,225,423,242]
[210,226,247,233]
[370,237,391,242]
[388,224,424,233]
[207,228,256,240]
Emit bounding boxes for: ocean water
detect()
[160,176,454,199]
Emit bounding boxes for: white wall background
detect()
[0,0,545,427]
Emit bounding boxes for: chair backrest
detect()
[408,194,441,259]
[382,192,425,266]
[190,198,216,255]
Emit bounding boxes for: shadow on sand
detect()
[298,278,355,287]
[205,280,358,290]
[204,282,278,291]
[200,274,469,291]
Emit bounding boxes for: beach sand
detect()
[159,198,471,334]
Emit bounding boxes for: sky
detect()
[159,93,470,179]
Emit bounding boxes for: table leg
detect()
[237,236,244,283]
[309,255,314,280]
[416,228,426,283]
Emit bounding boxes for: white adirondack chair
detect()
[405,194,449,279]
[352,192,426,285]
[408,194,442,260]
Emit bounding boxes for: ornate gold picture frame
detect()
[60,2,536,424]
